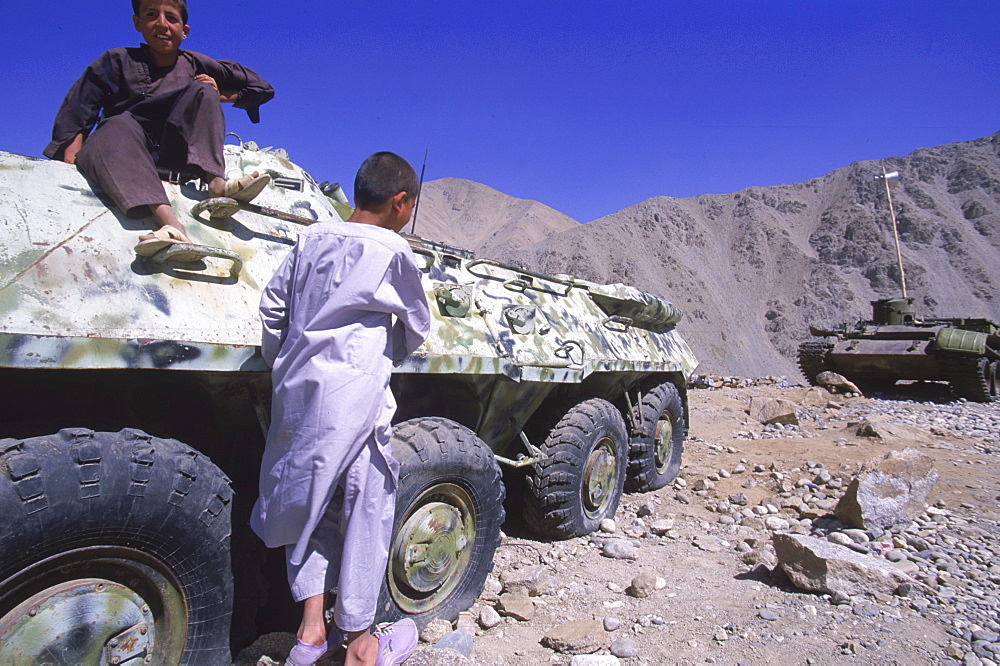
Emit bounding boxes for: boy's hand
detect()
[194,74,239,103]
[62,133,84,165]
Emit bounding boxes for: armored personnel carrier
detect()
[799,297,999,402]
[0,143,698,662]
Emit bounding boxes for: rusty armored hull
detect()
[0,144,698,661]
[799,297,999,402]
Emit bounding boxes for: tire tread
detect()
[523,398,627,539]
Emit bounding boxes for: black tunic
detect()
[45,45,273,159]
[44,45,274,215]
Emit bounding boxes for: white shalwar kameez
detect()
[251,221,430,632]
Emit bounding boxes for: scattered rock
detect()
[827,532,854,547]
[773,533,917,596]
[728,493,749,506]
[801,387,831,407]
[434,629,474,658]
[649,518,675,535]
[479,605,502,629]
[692,478,715,491]
[854,419,927,441]
[610,636,640,658]
[601,540,638,560]
[480,574,502,601]
[569,656,621,666]
[420,618,453,644]
[835,447,939,530]
[541,620,608,655]
[749,396,800,426]
[501,565,551,596]
[496,591,535,621]
[628,573,659,598]
[455,611,476,634]
[765,516,790,531]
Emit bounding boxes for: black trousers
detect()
[76,81,226,216]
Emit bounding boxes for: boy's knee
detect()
[189,80,222,102]
[96,113,143,134]
[76,114,144,164]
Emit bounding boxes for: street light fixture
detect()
[875,166,905,298]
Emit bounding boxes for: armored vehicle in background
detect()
[0,143,698,662]
[799,297,1000,402]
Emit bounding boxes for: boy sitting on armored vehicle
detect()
[43,0,274,258]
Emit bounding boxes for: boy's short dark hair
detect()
[354,152,419,209]
[132,0,188,24]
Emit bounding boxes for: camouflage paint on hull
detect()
[0,146,698,383]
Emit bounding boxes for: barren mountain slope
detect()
[482,132,1000,378]
[413,177,578,256]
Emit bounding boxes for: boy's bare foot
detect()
[134,226,191,256]
[296,622,327,648]
[145,203,190,242]
[344,630,377,666]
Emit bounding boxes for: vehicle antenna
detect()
[409,149,428,236]
[875,165,905,298]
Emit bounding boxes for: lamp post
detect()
[875,166,905,298]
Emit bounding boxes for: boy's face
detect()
[133,1,189,60]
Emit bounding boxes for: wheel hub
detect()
[583,437,617,515]
[653,416,674,473]
[389,485,476,613]
[0,551,185,664]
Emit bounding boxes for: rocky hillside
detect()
[422,132,1000,379]
[413,178,578,257]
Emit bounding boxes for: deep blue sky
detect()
[4,1,998,222]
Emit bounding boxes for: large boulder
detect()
[835,447,938,530]
[853,418,928,443]
[772,533,916,596]
[816,371,862,395]
[748,396,799,425]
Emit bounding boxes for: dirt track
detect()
[239,382,1000,665]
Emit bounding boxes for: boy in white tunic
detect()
[252,152,431,665]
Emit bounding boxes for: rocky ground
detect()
[238,380,1000,665]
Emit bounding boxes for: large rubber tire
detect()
[0,429,234,665]
[625,382,685,493]
[523,398,628,539]
[377,418,505,629]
